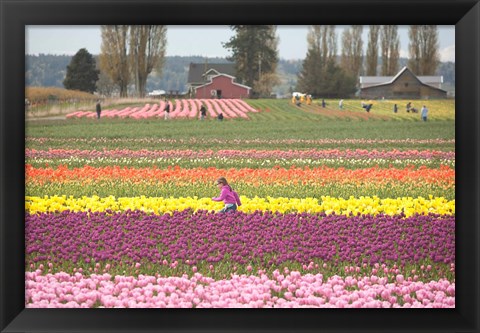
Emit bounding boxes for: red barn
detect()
[193,73,251,99]
[187,63,251,99]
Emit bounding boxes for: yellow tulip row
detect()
[25,195,455,217]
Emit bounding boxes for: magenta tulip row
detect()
[26,211,455,267]
[25,148,455,160]
[66,99,258,120]
[25,270,455,308]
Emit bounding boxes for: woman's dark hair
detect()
[216,177,235,191]
[216,177,228,185]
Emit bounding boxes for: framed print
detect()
[1,0,479,332]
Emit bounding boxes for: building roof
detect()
[187,63,236,84]
[359,67,446,92]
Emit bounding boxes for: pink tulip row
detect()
[25,270,455,308]
[65,99,258,120]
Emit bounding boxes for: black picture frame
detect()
[1,0,479,332]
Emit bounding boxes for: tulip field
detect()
[66,99,258,120]
[25,98,455,308]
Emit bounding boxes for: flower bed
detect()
[65,99,256,120]
[25,105,455,308]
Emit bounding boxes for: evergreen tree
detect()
[297,47,323,96]
[298,50,355,97]
[63,48,99,93]
[223,25,279,95]
[321,60,356,98]
[297,25,354,98]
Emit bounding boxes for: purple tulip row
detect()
[25,148,455,160]
[26,210,455,267]
[25,270,455,308]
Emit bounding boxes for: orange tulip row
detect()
[26,164,454,187]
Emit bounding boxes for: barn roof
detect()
[360,67,446,93]
[187,63,236,84]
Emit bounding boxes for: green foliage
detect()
[63,48,99,93]
[297,57,356,98]
[297,48,323,95]
[318,60,357,97]
[223,25,279,92]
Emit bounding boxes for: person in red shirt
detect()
[212,177,242,213]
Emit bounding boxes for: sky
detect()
[26,25,455,62]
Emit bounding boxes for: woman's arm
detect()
[212,188,228,201]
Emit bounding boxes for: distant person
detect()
[406,102,412,113]
[164,100,170,120]
[393,104,398,113]
[200,104,207,120]
[295,95,301,107]
[362,100,373,112]
[421,105,428,121]
[217,112,224,121]
[306,95,312,105]
[212,177,242,213]
[339,99,344,110]
[95,100,101,119]
[322,99,326,108]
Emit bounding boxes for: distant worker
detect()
[322,99,326,108]
[164,100,170,120]
[217,112,224,121]
[362,101,373,112]
[339,99,344,110]
[200,104,207,120]
[300,94,305,104]
[393,104,398,113]
[295,95,301,107]
[306,95,312,105]
[95,100,101,119]
[406,101,412,113]
[421,105,428,121]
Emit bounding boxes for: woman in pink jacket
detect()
[212,177,242,213]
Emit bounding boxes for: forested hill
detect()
[25,55,232,93]
[25,54,455,96]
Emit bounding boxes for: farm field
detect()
[25,98,455,308]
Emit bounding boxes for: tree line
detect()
[28,25,448,98]
[297,25,441,97]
